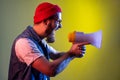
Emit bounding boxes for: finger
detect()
[76,53,84,58]
[81,46,86,51]
[81,50,86,54]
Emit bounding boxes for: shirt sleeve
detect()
[15,38,44,66]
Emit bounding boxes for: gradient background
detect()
[0,0,120,80]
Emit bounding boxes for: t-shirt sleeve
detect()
[15,38,44,66]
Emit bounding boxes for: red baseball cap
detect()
[34,2,62,24]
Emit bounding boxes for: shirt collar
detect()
[27,26,42,42]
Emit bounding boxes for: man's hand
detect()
[68,42,89,58]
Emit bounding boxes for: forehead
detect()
[55,12,62,20]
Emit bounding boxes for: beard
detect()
[45,23,56,43]
[45,23,54,35]
[46,31,55,43]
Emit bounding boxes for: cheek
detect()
[45,23,54,34]
[50,22,57,30]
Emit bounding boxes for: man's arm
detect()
[49,52,64,60]
[32,42,87,77]
[32,51,72,77]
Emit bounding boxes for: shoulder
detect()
[16,38,36,46]
[15,38,40,52]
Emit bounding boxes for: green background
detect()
[0,0,120,80]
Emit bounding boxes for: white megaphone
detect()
[68,30,102,48]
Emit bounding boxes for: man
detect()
[8,2,88,80]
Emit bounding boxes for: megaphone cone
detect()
[68,30,102,48]
[85,30,102,48]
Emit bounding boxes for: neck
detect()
[33,24,45,39]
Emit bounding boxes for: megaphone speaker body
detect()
[68,30,102,48]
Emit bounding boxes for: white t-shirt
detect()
[15,38,57,66]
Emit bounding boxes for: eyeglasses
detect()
[53,17,62,30]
